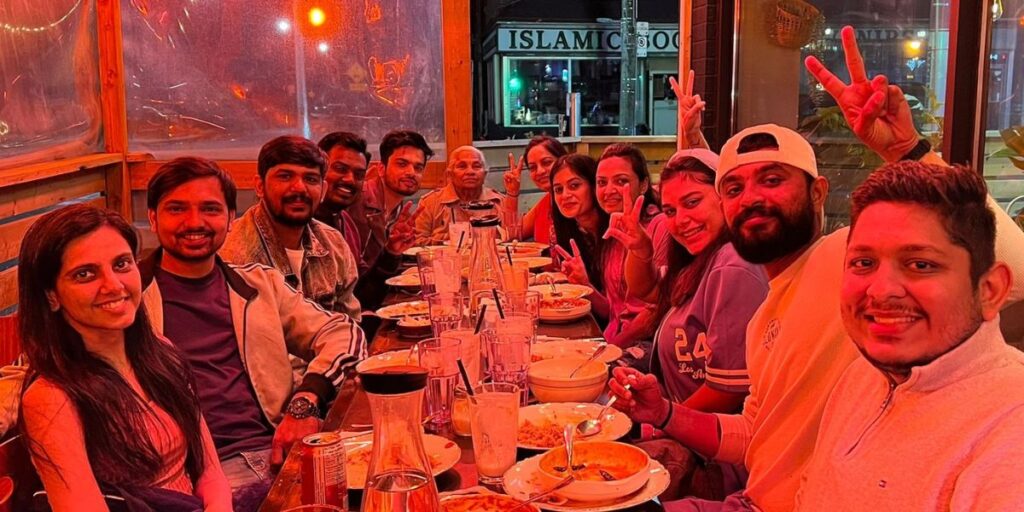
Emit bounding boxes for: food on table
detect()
[517,403,633,449]
[537,441,652,502]
[346,435,459,488]
[531,340,623,363]
[385,273,422,287]
[540,297,589,310]
[529,284,593,300]
[375,300,429,319]
[440,493,539,512]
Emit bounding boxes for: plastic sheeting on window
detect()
[121,0,446,160]
[0,0,103,169]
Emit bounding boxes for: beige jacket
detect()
[413,184,514,246]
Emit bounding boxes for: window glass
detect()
[505,58,570,127]
[573,59,621,132]
[736,0,949,231]
[983,0,1024,229]
[120,0,446,159]
[0,0,103,169]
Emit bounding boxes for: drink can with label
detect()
[300,432,348,509]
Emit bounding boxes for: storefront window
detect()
[735,0,949,230]
[983,0,1024,229]
[573,59,621,129]
[0,0,103,169]
[505,58,570,127]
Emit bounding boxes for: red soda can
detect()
[300,432,349,509]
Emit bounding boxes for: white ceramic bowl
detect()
[537,441,651,502]
[528,357,608,403]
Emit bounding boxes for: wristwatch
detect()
[900,139,932,161]
[286,396,320,420]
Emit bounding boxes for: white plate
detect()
[403,245,448,257]
[375,300,429,320]
[517,402,632,450]
[355,349,417,373]
[529,284,594,300]
[531,272,569,285]
[539,299,592,323]
[499,241,549,258]
[385,273,422,288]
[342,432,460,489]
[439,488,542,511]
[514,256,553,269]
[532,340,622,364]
[503,454,670,511]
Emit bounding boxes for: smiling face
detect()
[322,146,367,211]
[552,164,595,219]
[148,176,234,266]
[841,202,985,377]
[449,148,487,192]
[596,156,646,214]
[719,162,823,264]
[527,145,559,193]
[46,225,142,342]
[258,163,323,227]
[382,145,427,196]
[660,173,725,255]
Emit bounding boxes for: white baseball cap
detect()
[717,124,818,190]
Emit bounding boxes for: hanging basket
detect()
[766,0,825,49]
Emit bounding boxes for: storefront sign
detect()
[497,24,678,55]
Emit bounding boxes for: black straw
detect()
[457,359,476,396]
[491,288,505,319]
[505,246,514,265]
[456,231,466,251]
[474,304,488,334]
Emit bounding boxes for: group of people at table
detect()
[0,26,1023,512]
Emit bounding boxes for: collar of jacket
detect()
[139,248,258,301]
[251,201,330,274]
[884,319,1011,393]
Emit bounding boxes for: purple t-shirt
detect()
[156,267,275,458]
[654,243,768,403]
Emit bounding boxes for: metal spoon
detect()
[513,423,578,512]
[568,343,608,378]
[576,383,630,438]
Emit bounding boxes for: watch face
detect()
[289,398,317,418]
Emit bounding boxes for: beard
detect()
[730,199,816,264]
[269,193,314,227]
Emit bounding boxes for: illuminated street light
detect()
[317,41,330,53]
[276,19,291,34]
[309,7,326,27]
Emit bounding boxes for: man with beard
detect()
[347,130,434,268]
[314,131,417,311]
[414,145,520,245]
[794,162,1024,510]
[221,135,362,319]
[0,157,367,509]
[609,26,1024,511]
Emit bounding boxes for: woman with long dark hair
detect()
[18,204,231,511]
[509,135,569,243]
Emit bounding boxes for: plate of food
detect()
[503,454,669,511]
[375,300,429,320]
[529,284,594,300]
[530,272,569,285]
[539,297,592,323]
[440,489,540,512]
[355,349,417,373]
[514,256,553,270]
[403,245,448,257]
[385,273,422,288]
[499,241,549,258]
[343,432,460,489]
[517,402,632,450]
[532,340,622,364]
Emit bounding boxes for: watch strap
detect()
[899,139,932,161]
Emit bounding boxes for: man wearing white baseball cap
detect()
[610,26,1024,511]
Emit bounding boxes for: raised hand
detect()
[385,201,420,255]
[603,195,653,258]
[551,238,591,286]
[804,26,919,162]
[505,152,524,197]
[608,366,671,426]
[670,70,708,150]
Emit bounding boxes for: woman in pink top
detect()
[17,205,231,512]
[512,136,568,244]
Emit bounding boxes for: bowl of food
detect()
[527,356,608,403]
[396,315,431,338]
[537,441,651,502]
[539,297,591,323]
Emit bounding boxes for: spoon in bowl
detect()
[568,343,608,378]
[576,383,630,438]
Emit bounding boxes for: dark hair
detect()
[851,161,995,285]
[379,130,434,166]
[657,157,725,314]
[257,135,326,180]
[736,133,779,153]
[17,205,206,488]
[524,135,568,166]
[318,131,371,165]
[147,156,238,212]
[598,143,659,220]
[550,154,610,292]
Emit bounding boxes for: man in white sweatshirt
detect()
[795,161,1024,510]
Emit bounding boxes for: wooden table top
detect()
[259,290,664,511]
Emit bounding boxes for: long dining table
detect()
[259,286,665,511]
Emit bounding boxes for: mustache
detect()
[333,183,358,194]
[282,193,312,205]
[732,204,781,229]
[857,299,925,317]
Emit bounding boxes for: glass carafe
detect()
[360,366,440,512]
[468,215,505,315]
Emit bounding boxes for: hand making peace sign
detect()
[552,238,592,287]
[505,152,525,197]
[603,194,653,260]
[669,70,707,150]
[804,26,920,162]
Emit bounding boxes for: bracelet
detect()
[656,401,674,431]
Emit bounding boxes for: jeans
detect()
[221,449,273,512]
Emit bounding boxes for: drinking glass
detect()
[502,290,541,327]
[469,382,520,488]
[499,260,530,292]
[501,211,523,242]
[488,333,531,405]
[448,221,472,250]
[417,247,461,296]
[495,311,536,342]
[417,337,461,435]
[440,328,482,386]
[425,292,464,337]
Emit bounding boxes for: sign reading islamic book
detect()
[496,23,679,55]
